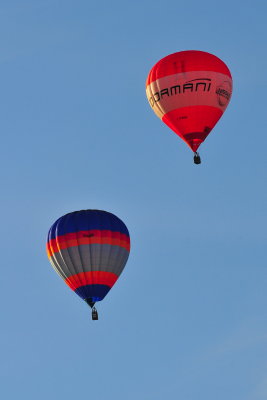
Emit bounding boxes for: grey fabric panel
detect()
[50,249,79,279]
[52,244,129,278]
[49,255,68,281]
[51,247,79,278]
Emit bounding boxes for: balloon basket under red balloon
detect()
[92,306,98,320]
[193,152,201,164]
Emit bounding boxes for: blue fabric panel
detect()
[48,210,129,239]
[74,284,111,302]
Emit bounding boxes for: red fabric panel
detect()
[47,230,130,258]
[146,50,232,86]
[162,106,223,152]
[65,271,118,291]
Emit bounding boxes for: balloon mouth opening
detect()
[188,140,202,153]
[183,135,205,152]
[85,298,95,308]
[191,143,201,152]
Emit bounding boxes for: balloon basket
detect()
[193,152,201,164]
[92,306,98,320]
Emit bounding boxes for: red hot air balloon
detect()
[146,50,233,164]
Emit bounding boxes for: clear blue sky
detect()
[1,1,267,399]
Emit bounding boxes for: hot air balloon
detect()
[146,50,233,164]
[46,210,130,320]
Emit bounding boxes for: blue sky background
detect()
[1,1,267,399]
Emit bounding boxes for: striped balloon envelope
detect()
[46,210,130,319]
[146,50,233,163]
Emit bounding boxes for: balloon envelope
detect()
[146,50,232,152]
[47,210,130,305]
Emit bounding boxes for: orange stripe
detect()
[65,271,118,291]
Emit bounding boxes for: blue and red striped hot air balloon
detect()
[46,210,130,320]
[146,50,233,164]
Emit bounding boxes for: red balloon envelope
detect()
[146,50,232,161]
